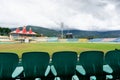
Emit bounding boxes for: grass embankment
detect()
[0,42,119,58]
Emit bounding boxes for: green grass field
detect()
[0,42,120,58]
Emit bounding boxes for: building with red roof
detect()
[10,26,37,41]
[11,26,36,35]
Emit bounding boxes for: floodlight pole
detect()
[61,22,64,39]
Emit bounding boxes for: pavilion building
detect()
[10,26,37,41]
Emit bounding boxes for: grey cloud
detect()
[54,0,110,20]
[0,0,120,30]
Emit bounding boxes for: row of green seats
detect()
[0,50,120,80]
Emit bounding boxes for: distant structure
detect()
[0,36,11,42]
[65,33,73,38]
[10,26,37,41]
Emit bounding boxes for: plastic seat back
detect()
[79,51,104,76]
[105,50,120,75]
[0,52,19,79]
[52,51,77,77]
[22,52,50,78]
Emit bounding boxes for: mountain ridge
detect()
[10,25,120,38]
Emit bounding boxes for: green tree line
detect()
[0,27,11,36]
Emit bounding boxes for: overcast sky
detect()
[0,0,120,31]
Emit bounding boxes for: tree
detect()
[0,27,11,36]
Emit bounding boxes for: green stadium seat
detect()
[77,51,105,80]
[0,52,19,79]
[22,52,50,80]
[105,50,120,79]
[51,51,78,80]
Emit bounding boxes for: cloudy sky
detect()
[0,0,120,31]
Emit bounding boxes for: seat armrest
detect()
[76,65,86,75]
[12,66,24,78]
[72,75,79,80]
[90,76,96,80]
[51,65,57,76]
[106,75,113,79]
[45,65,50,76]
[103,65,113,73]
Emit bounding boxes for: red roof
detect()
[16,27,20,33]
[11,26,36,35]
[29,27,32,34]
[22,26,27,34]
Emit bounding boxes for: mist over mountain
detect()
[11,25,120,38]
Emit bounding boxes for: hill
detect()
[11,25,60,37]
[11,25,120,38]
[63,30,120,38]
